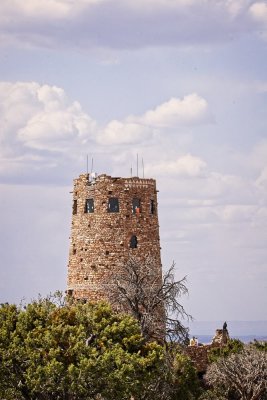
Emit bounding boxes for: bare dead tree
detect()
[109,256,191,343]
[204,346,267,400]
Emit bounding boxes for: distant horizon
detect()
[190,320,267,323]
[188,320,267,336]
[192,334,267,344]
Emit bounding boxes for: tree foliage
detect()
[251,339,267,352]
[110,257,191,343]
[137,346,201,400]
[0,293,200,400]
[208,338,244,363]
[0,295,163,400]
[204,346,267,400]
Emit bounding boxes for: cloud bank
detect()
[1,0,266,50]
[0,81,212,179]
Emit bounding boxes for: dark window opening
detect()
[150,199,156,214]
[73,199,77,215]
[73,249,76,255]
[105,250,109,255]
[132,198,141,214]
[85,198,94,213]
[130,235,138,249]
[108,197,119,212]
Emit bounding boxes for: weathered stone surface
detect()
[212,328,230,345]
[67,173,163,307]
[185,344,211,373]
[185,329,230,372]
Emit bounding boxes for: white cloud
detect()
[0,82,41,136]
[0,0,103,21]
[133,94,210,128]
[219,204,258,223]
[14,0,72,18]
[0,81,212,180]
[249,1,267,39]
[0,0,264,50]
[97,94,210,145]
[225,0,251,17]
[37,84,68,110]
[249,2,267,23]
[98,120,155,145]
[145,153,207,177]
[18,102,96,152]
[0,82,96,154]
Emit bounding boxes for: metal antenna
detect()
[91,157,94,174]
[86,155,89,174]
[130,165,132,177]
[137,153,139,177]
[142,158,144,178]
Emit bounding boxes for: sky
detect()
[0,0,267,323]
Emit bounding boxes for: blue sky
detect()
[0,0,267,322]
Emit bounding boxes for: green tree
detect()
[251,339,267,352]
[137,347,201,400]
[208,338,244,363]
[0,294,202,400]
[0,295,164,400]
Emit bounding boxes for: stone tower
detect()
[67,173,163,305]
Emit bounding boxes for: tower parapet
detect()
[67,173,162,304]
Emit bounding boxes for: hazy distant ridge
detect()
[188,321,267,337]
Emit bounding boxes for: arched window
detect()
[130,235,138,249]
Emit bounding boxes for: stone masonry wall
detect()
[67,173,163,307]
[185,329,230,373]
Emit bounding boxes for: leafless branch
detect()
[109,256,191,343]
[205,346,267,400]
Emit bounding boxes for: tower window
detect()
[130,235,138,249]
[108,198,119,212]
[73,199,77,215]
[150,200,156,214]
[132,198,141,214]
[85,198,94,213]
